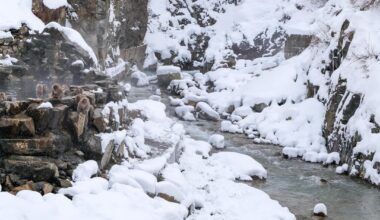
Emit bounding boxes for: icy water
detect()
[0,74,82,100]
[128,85,380,220]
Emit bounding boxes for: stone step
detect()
[0,132,72,156]
[0,115,35,138]
[2,155,59,182]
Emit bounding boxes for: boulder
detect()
[49,105,69,130]
[92,108,106,132]
[100,140,115,170]
[157,66,182,88]
[252,103,268,113]
[0,131,71,157]
[196,102,220,121]
[3,155,59,182]
[0,115,35,138]
[82,134,103,160]
[26,103,52,134]
[284,34,312,59]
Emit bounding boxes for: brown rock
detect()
[3,156,59,182]
[0,114,35,138]
[12,181,36,194]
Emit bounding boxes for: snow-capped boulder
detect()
[175,105,196,121]
[313,203,327,217]
[196,102,220,121]
[209,134,225,149]
[157,65,181,88]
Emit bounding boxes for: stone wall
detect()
[0,79,128,194]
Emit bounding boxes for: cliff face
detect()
[67,0,148,67]
[0,0,148,80]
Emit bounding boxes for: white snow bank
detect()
[0,0,45,33]
[157,65,181,75]
[0,183,187,220]
[45,22,98,64]
[37,102,53,109]
[43,0,68,9]
[208,134,225,149]
[175,105,195,121]
[72,160,99,182]
[209,152,267,180]
[313,203,327,216]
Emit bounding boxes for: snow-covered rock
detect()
[175,105,196,121]
[196,102,220,121]
[208,134,225,149]
[313,203,327,217]
[72,160,99,182]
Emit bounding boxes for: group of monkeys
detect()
[0,83,93,114]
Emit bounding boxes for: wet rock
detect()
[41,182,54,194]
[26,103,52,134]
[100,140,115,170]
[252,103,268,113]
[57,178,72,188]
[196,102,220,121]
[82,134,103,160]
[92,108,106,132]
[49,105,69,130]
[0,115,35,138]
[3,156,59,182]
[0,136,52,156]
[284,34,312,59]
[107,85,123,102]
[157,66,182,88]
[11,181,36,194]
[67,112,87,140]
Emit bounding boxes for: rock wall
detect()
[67,0,148,67]
[0,79,129,194]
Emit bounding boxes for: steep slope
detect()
[146,0,380,185]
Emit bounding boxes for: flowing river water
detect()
[128,85,380,220]
[1,77,379,219]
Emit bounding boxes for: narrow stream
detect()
[128,85,380,220]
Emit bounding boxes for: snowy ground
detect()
[0,96,295,220]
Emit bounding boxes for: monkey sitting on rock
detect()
[50,84,64,99]
[77,96,93,113]
[36,83,48,99]
[0,92,7,102]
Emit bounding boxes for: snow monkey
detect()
[77,96,93,114]
[36,83,48,99]
[61,84,70,96]
[50,84,64,99]
[0,92,8,102]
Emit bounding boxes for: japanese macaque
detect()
[73,87,83,96]
[36,83,48,99]
[61,84,70,96]
[0,92,8,102]
[50,84,64,99]
[77,96,93,114]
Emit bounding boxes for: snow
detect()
[72,160,99,182]
[336,164,349,174]
[45,22,98,64]
[0,55,18,66]
[209,152,267,180]
[43,0,68,9]
[131,69,150,87]
[157,65,181,75]
[175,105,195,121]
[195,102,220,121]
[0,0,45,33]
[208,134,225,149]
[38,102,53,109]
[313,203,327,216]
